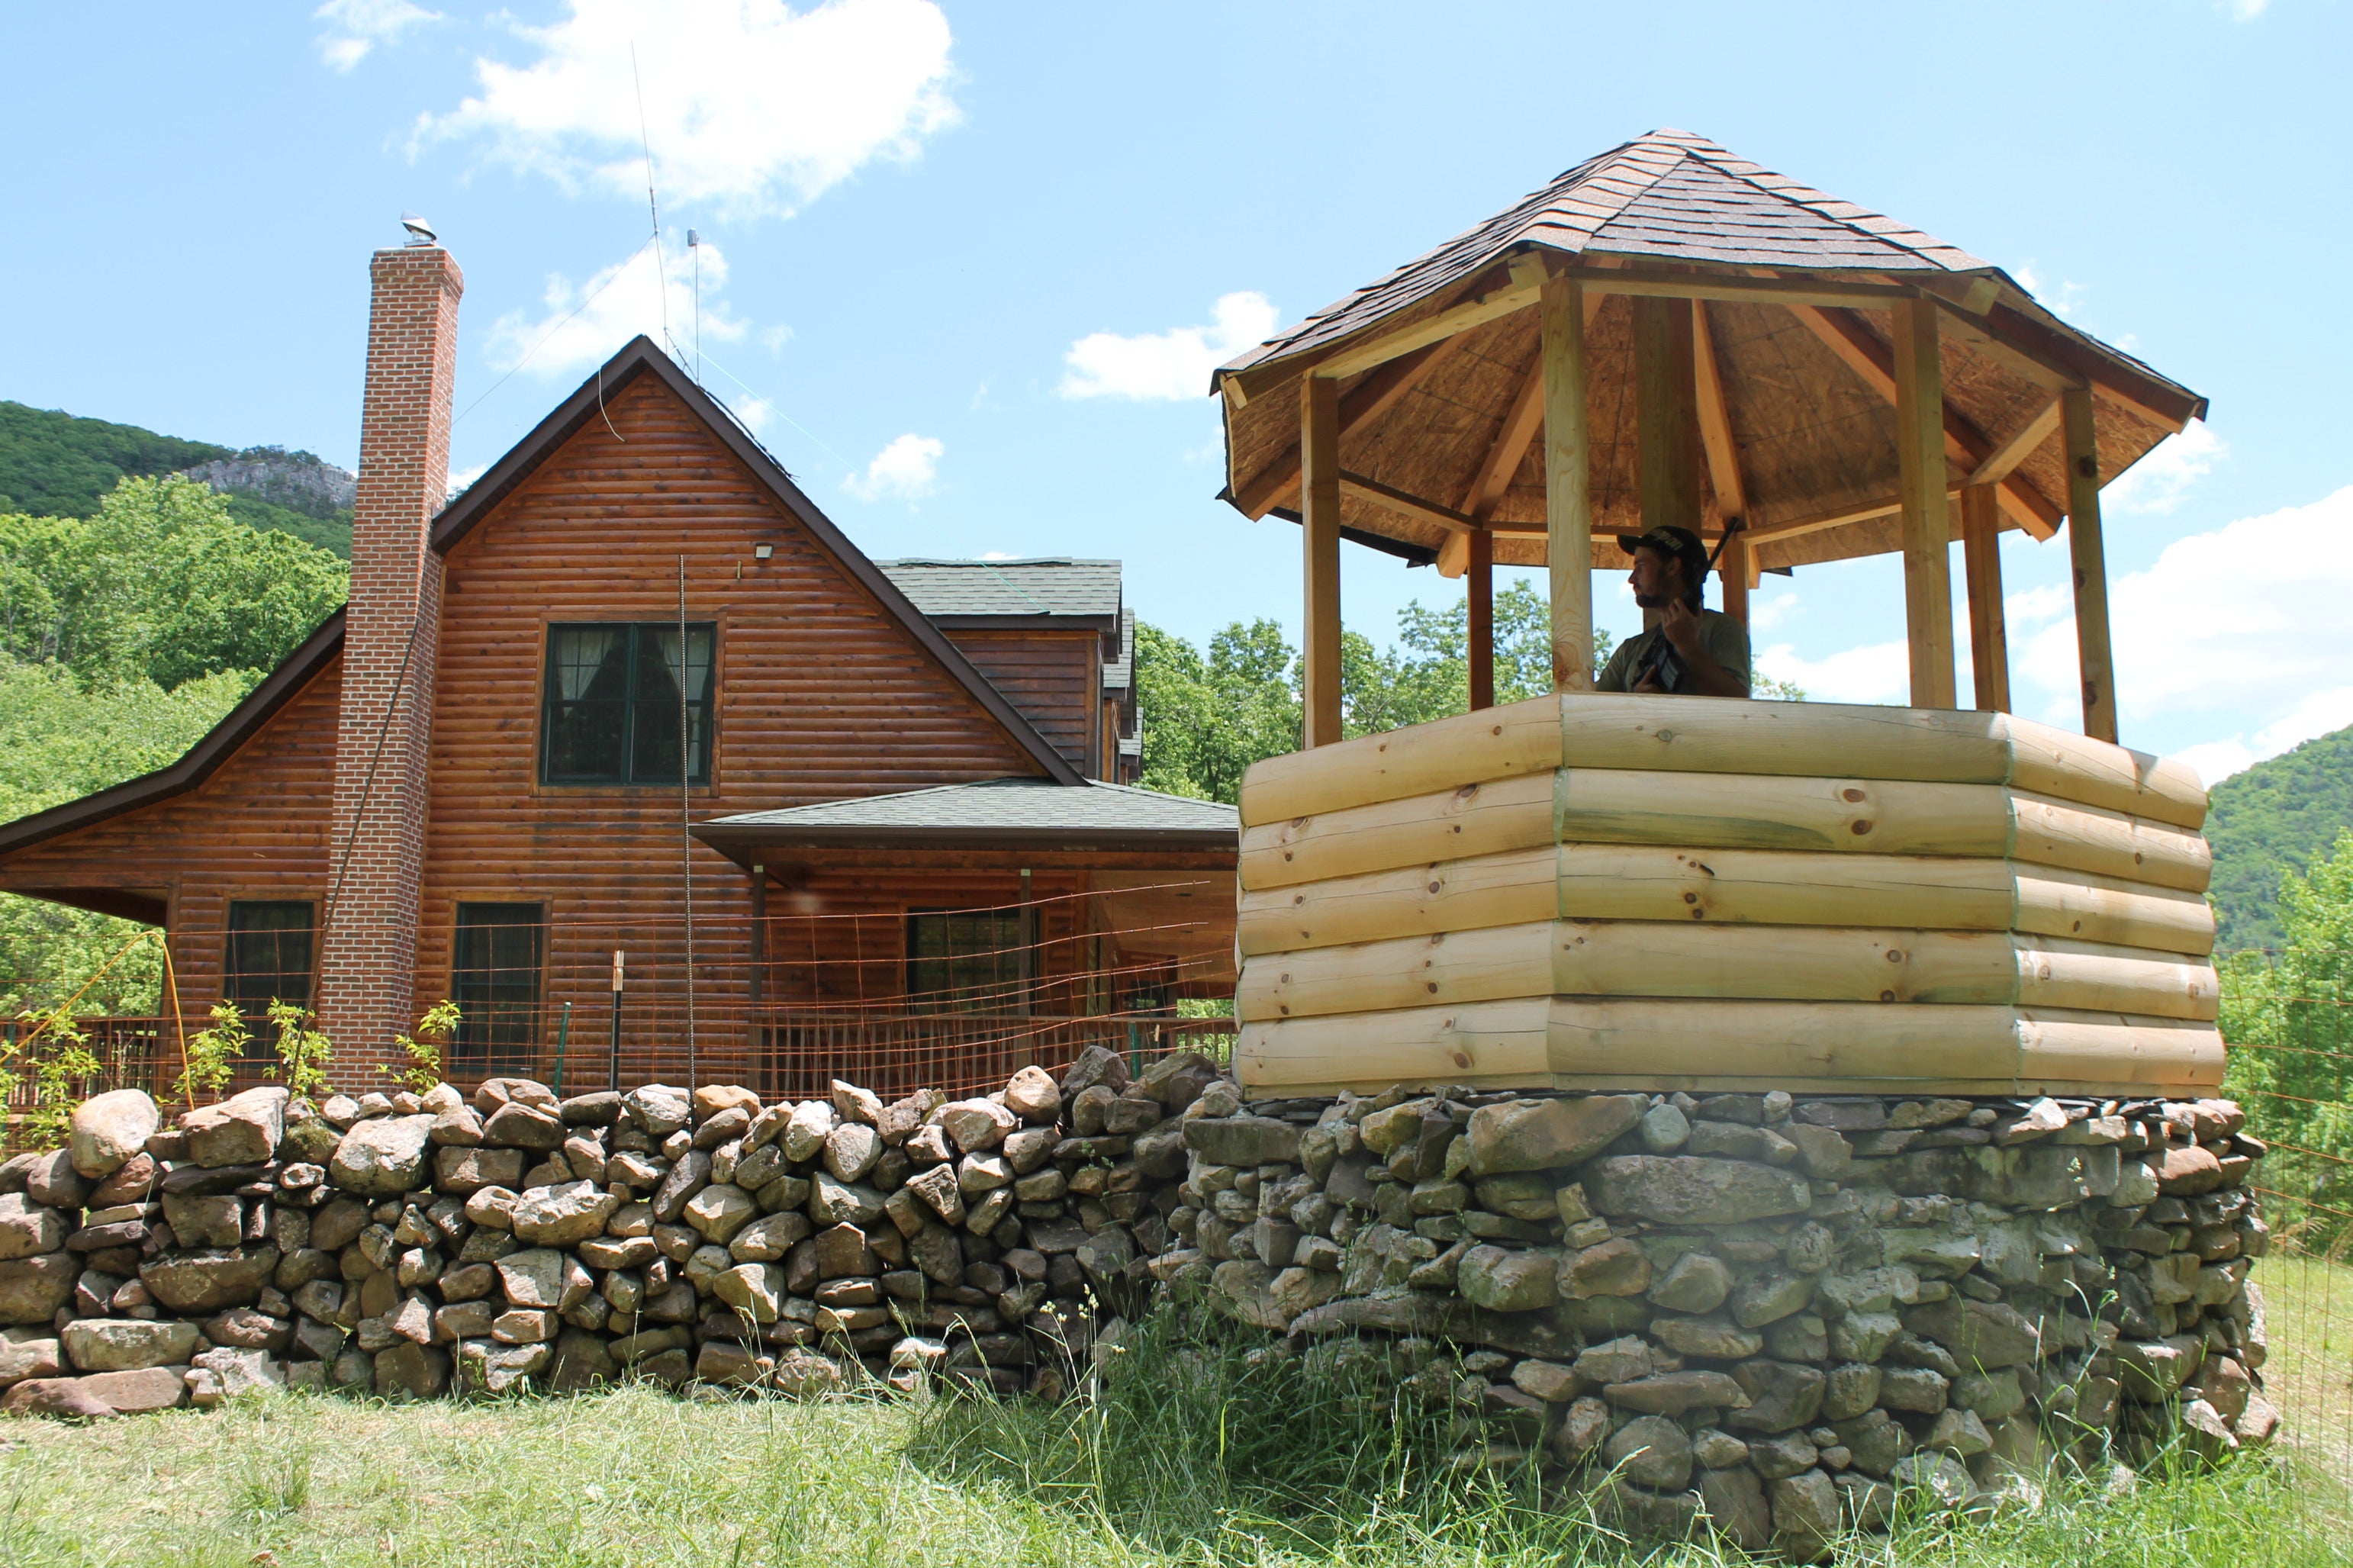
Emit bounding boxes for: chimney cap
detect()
[399,211,438,246]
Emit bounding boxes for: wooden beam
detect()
[1463,356,1547,521]
[1307,269,1543,385]
[1542,275,1594,692]
[1967,395,2061,489]
[1892,298,1957,710]
[1340,471,1474,535]
[1691,298,1754,612]
[2063,388,2119,743]
[1567,266,1916,311]
[747,863,768,1055]
[1983,302,2203,433]
[1791,304,2063,539]
[1961,484,2010,714]
[1468,528,1495,711]
[1301,375,1344,748]
[1634,295,1701,537]
[1231,336,1464,519]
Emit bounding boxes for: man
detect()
[1594,526,1751,697]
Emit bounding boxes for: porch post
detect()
[747,864,767,1060]
[1301,373,1344,745]
[1467,527,1495,710]
[1541,275,1594,691]
[2062,388,2119,743]
[1960,485,2010,713]
[1892,297,1958,709]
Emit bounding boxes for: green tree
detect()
[2219,826,2353,1241]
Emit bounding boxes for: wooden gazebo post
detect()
[2062,387,2119,743]
[1961,485,2010,711]
[1541,274,1594,690]
[1301,375,1344,746]
[1891,298,1957,708]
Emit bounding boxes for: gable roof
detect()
[430,337,1083,787]
[875,558,1123,627]
[0,609,346,858]
[695,776,1234,855]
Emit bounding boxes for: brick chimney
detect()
[317,244,463,1069]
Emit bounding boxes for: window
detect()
[224,901,314,1058]
[539,623,716,785]
[906,908,1025,1011]
[450,903,545,1073]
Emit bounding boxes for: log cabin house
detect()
[0,246,1236,1097]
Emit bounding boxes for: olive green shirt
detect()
[1595,609,1752,695]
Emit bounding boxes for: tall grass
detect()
[0,1297,2345,1566]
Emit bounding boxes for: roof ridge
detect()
[1675,138,1988,272]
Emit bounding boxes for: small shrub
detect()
[381,1000,459,1094]
[176,1003,246,1105]
[263,1001,336,1101]
[1,1009,103,1149]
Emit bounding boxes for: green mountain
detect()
[0,400,352,556]
[2205,725,2353,955]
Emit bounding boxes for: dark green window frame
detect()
[906,907,1027,1012]
[450,903,545,1074]
[224,900,316,1061]
[539,622,716,786]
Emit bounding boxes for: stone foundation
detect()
[0,1045,1218,1414]
[1164,1086,2277,1556]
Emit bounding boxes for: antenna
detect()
[688,228,701,385]
[631,44,670,359]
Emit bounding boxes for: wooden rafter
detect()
[1967,395,2062,488]
[1791,304,2063,539]
[1231,335,1467,519]
[1692,301,1757,608]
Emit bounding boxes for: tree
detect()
[2219,826,2353,1241]
[0,475,347,688]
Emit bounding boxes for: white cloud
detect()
[1060,291,1279,401]
[2004,583,2071,626]
[414,0,957,220]
[2104,420,2226,516]
[2017,482,2353,775]
[446,461,488,500]
[842,433,942,501]
[1746,590,1801,633]
[482,240,749,380]
[2010,263,2088,320]
[1755,639,1910,706]
[315,0,438,70]
[2224,0,2270,18]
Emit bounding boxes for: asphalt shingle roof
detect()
[1102,610,1135,692]
[874,558,1122,620]
[703,777,1232,836]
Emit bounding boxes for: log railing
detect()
[1233,691,2222,1097]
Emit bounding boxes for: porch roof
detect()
[694,777,1236,855]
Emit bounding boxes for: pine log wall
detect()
[935,627,1102,778]
[1233,693,2226,1097]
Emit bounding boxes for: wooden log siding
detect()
[412,375,1057,1073]
[0,667,342,1020]
[1228,690,2219,1096]
[934,627,1103,778]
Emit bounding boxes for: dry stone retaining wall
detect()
[0,1046,1219,1415]
[1160,1085,2278,1557]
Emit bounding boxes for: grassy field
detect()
[0,1263,2347,1568]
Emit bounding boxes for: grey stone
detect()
[650,1150,713,1223]
[1605,1370,1749,1415]
[0,1329,63,1386]
[0,1252,79,1325]
[1465,1094,1641,1177]
[937,1098,1017,1152]
[1878,1365,1949,1414]
[1638,1103,1692,1153]
[683,1182,758,1243]
[1698,1461,1772,1552]
[1732,1270,1814,1328]
[330,1115,437,1196]
[192,1346,284,1402]
[1769,1468,1840,1559]
[1888,1451,1975,1511]
[63,1318,201,1372]
[497,1248,592,1312]
[823,1122,883,1183]
[80,1365,188,1414]
[729,1211,810,1263]
[1650,1314,1763,1360]
[1820,1361,1882,1421]
[24,1151,89,1209]
[185,1086,286,1167]
[0,1193,65,1261]
[1647,1250,1733,1313]
[1747,1431,1820,1481]
[623,1083,692,1138]
[0,1376,114,1418]
[162,1193,243,1251]
[1457,1245,1559,1312]
[373,1341,450,1399]
[510,1180,621,1247]
[1585,1157,1811,1225]
[70,1089,161,1178]
[1901,1296,2045,1370]
[1183,1117,1302,1167]
[1605,1414,1694,1491]
[140,1244,279,1313]
[1727,1360,1825,1433]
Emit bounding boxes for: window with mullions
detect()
[906,908,1026,1012]
[539,623,716,785]
[450,903,545,1074]
[224,901,315,1059]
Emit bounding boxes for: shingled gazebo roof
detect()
[1216,129,2207,574]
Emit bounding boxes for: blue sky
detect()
[5,0,2348,782]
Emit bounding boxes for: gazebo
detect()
[1218,130,2221,1098]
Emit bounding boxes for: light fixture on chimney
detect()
[400,211,437,246]
[753,544,774,561]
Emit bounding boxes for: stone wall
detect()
[1159,1086,2278,1558]
[0,1045,1219,1417]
